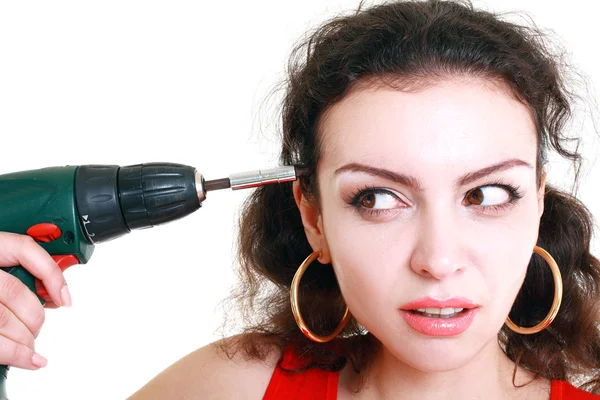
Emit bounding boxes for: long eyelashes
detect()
[346,181,524,217]
[346,185,403,216]
[346,186,402,216]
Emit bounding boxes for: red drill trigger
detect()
[26,223,62,243]
[35,255,79,302]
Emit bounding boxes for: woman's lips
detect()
[399,297,479,337]
[400,297,478,310]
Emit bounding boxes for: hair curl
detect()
[223,0,600,392]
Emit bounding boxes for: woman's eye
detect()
[465,186,510,207]
[350,183,521,217]
[357,190,401,210]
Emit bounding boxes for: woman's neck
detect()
[338,339,550,399]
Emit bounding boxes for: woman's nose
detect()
[409,207,468,280]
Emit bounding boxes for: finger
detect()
[0,232,68,307]
[0,304,35,350]
[0,335,47,370]
[0,273,46,338]
[43,301,60,310]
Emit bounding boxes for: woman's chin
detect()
[381,334,492,373]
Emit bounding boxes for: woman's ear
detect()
[292,181,332,264]
[538,168,546,219]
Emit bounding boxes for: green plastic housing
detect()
[0,165,95,285]
[0,166,97,399]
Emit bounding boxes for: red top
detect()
[263,345,598,399]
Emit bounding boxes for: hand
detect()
[0,232,71,369]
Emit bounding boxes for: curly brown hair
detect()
[222,0,600,393]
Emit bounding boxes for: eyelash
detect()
[347,181,525,217]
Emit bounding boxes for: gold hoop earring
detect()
[505,245,563,335]
[290,251,351,343]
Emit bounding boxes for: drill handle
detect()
[0,265,40,400]
[0,266,42,303]
[0,256,79,400]
[0,256,80,305]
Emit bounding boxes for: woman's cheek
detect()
[327,219,398,311]
[332,255,387,318]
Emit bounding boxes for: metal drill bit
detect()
[204,178,231,191]
[204,165,305,192]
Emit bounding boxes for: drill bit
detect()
[204,165,306,192]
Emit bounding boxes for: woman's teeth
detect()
[414,307,465,318]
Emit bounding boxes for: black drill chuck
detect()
[75,163,203,244]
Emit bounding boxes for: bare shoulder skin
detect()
[126,335,280,400]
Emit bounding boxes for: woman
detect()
[1,0,599,398]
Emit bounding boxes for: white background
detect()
[0,0,598,398]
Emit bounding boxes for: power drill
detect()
[0,162,300,400]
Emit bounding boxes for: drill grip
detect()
[0,255,79,400]
[0,265,42,400]
[0,266,42,303]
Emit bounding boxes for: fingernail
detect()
[32,353,48,368]
[60,284,72,307]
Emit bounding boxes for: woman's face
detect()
[298,77,546,371]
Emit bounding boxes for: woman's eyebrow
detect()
[334,159,533,191]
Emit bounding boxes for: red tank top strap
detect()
[263,345,339,400]
[264,354,599,399]
[550,380,599,399]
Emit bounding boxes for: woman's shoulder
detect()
[127,334,282,400]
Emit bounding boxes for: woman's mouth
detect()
[411,307,465,318]
[399,297,479,337]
